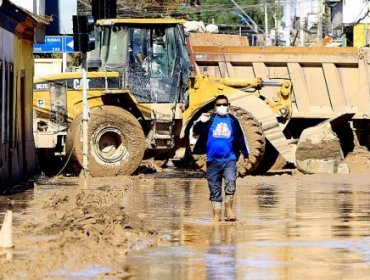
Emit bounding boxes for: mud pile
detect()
[0,178,157,279]
[345,146,370,173]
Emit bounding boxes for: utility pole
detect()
[317,0,324,46]
[264,1,270,46]
[299,0,305,46]
[284,0,291,47]
[274,0,280,46]
[81,53,89,176]
[73,15,95,177]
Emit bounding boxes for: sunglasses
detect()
[215,103,229,107]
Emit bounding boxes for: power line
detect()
[353,2,370,24]
[117,0,330,16]
[78,0,90,8]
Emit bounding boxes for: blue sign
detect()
[33,36,75,53]
[33,36,63,53]
[64,36,74,53]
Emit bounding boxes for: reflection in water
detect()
[50,265,111,278]
[256,184,278,209]
[207,225,236,280]
[184,184,192,212]
[125,178,370,280]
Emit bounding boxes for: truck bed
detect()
[188,36,370,120]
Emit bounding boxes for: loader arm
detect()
[182,76,295,164]
[210,77,293,119]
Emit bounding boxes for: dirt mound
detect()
[345,146,370,173]
[0,178,157,279]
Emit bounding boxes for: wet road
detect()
[124,176,370,280]
[1,174,370,279]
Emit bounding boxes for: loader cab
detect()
[92,19,190,104]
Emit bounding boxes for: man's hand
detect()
[199,113,210,123]
[193,113,210,137]
[244,157,251,169]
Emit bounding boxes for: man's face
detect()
[214,98,229,116]
[215,98,229,109]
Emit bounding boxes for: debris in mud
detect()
[345,146,370,173]
[296,122,349,174]
[38,184,130,240]
[134,159,161,175]
[0,178,158,279]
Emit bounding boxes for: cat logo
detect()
[73,78,91,90]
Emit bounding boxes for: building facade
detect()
[0,0,48,188]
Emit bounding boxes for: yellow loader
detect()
[33,18,303,176]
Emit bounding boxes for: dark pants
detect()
[206,160,237,202]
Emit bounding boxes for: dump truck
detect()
[188,37,370,173]
[33,18,370,176]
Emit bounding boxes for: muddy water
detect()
[124,176,370,280]
[1,174,370,279]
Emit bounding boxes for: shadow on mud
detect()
[147,169,206,179]
[37,154,79,178]
[36,153,294,182]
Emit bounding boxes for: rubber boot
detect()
[224,195,236,221]
[211,201,222,222]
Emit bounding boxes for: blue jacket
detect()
[193,113,249,159]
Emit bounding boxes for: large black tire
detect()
[234,107,266,176]
[65,106,145,177]
[192,107,266,176]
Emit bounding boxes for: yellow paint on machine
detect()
[354,24,370,48]
[34,72,126,121]
[33,72,160,123]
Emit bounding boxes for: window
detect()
[101,26,129,68]
[130,28,149,64]
[150,27,178,77]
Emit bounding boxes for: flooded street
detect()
[1,173,370,279]
[124,175,370,280]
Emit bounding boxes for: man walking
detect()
[193,95,250,222]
